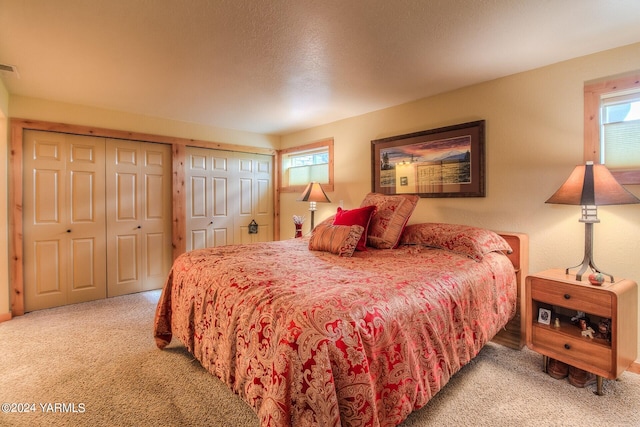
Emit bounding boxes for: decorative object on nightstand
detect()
[545,161,639,282]
[525,269,638,395]
[293,215,305,238]
[297,182,331,230]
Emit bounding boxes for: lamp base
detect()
[565,261,613,283]
[309,209,315,230]
[567,221,613,283]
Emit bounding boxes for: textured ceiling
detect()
[1,0,640,135]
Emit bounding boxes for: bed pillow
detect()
[308,223,365,257]
[332,205,376,251]
[399,222,513,261]
[359,192,419,249]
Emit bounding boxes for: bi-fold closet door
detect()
[105,138,172,297]
[23,130,172,311]
[185,146,273,251]
[23,131,107,311]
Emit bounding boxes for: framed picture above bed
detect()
[371,120,485,197]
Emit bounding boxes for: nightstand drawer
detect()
[532,325,612,374]
[529,278,612,317]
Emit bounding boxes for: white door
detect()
[185,147,235,250]
[185,147,273,250]
[236,153,273,244]
[106,139,172,297]
[23,131,107,311]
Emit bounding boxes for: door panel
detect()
[34,240,62,295]
[106,140,142,296]
[65,135,107,304]
[146,232,165,278]
[186,147,235,250]
[186,147,273,249]
[236,153,273,244]
[34,169,60,223]
[106,139,171,295]
[23,130,106,311]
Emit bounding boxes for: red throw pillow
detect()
[333,205,376,251]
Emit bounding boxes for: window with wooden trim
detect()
[278,139,334,193]
[584,72,640,184]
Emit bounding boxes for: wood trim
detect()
[9,118,277,155]
[0,312,12,323]
[492,232,529,350]
[9,118,277,317]
[584,73,640,184]
[629,361,640,374]
[9,120,24,316]
[278,138,334,193]
[274,151,282,240]
[172,144,186,260]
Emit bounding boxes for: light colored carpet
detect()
[0,290,638,427]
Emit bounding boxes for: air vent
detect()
[0,63,20,78]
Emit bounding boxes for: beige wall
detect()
[0,79,8,320]
[9,95,280,149]
[280,42,640,360]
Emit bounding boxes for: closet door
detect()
[236,153,273,244]
[185,147,273,250]
[185,147,236,250]
[23,131,106,311]
[106,139,172,297]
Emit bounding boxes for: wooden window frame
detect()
[584,72,640,184]
[277,138,334,193]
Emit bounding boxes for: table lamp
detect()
[297,182,331,230]
[545,161,639,282]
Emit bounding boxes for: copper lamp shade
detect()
[297,182,331,230]
[546,162,639,207]
[546,161,639,282]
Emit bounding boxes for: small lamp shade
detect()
[297,182,331,230]
[296,182,331,204]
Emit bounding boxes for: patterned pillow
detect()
[359,193,419,249]
[308,223,365,257]
[332,205,376,251]
[399,222,513,261]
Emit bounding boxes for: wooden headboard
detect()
[492,232,529,350]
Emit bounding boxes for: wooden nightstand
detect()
[525,269,638,395]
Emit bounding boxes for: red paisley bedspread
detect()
[154,238,516,427]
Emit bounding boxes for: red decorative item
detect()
[295,223,303,238]
[332,205,376,251]
[588,272,605,286]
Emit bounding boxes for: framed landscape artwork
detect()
[371,120,485,198]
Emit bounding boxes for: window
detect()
[601,91,640,169]
[584,73,640,184]
[278,139,334,192]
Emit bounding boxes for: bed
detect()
[154,193,527,427]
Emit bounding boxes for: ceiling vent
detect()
[0,63,20,78]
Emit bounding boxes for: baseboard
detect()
[629,362,640,375]
[0,311,12,323]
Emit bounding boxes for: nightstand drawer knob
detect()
[564,294,571,300]
[564,343,571,350]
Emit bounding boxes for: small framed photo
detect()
[538,308,552,325]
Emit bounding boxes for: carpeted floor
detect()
[1,291,639,427]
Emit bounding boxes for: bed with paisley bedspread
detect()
[154,193,526,427]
